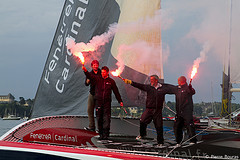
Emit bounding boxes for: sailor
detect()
[170,76,197,146]
[84,60,101,132]
[82,65,123,140]
[124,75,169,147]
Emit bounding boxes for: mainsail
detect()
[31,0,162,118]
[221,0,240,117]
[229,0,240,84]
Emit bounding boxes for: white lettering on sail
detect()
[71,21,81,35]
[53,48,61,61]
[65,5,72,17]
[76,7,86,20]
[44,70,50,84]
[61,17,66,33]
[57,35,63,47]
[56,80,64,93]
[44,47,60,84]
[65,55,70,66]
[44,0,88,94]
[49,60,57,72]
[69,0,74,5]
[66,48,72,56]
[62,68,69,80]
[79,0,89,5]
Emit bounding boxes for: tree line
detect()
[0,98,33,118]
[1,99,239,119]
[112,101,240,118]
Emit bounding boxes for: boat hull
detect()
[0,115,239,159]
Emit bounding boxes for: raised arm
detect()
[82,66,94,81]
[161,83,178,95]
[124,79,149,92]
[112,80,123,104]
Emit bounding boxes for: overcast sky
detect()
[0,0,239,104]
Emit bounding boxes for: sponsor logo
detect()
[23,128,97,146]
[44,0,89,94]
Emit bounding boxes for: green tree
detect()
[19,97,26,105]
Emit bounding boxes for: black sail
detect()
[31,0,162,118]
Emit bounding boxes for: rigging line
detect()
[165,112,239,158]
[180,116,227,145]
[165,118,213,158]
[111,108,158,132]
[163,103,176,115]
[207,117,239,131]
[227,0,233,113]
[217,106,240,124]
[121,118,157,132]
[165,133,186,158]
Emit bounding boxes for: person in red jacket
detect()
[82,65,123,140]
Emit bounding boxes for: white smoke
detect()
[116,41,162,75]
[66,9,166,74]
[66,23,118,54]
[66,9,164,54]
[192,42,210,69]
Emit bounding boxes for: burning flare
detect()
[111,69,124,81]
[191,65,197,79]
[190,42,210,83]
[111,70,120,77]
[75,52,85,65]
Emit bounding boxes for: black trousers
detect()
[140,108,164,144]
[96,101,111,139]
[174,115,197,144]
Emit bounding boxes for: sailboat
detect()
[0,0,176,159]
[3,109,21,120]
[206,0,240,130]
[0,0,239,159]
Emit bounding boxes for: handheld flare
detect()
[111,70,125,81]
[190,78,192,85]
[118,75,125,81]
[190,65,197,84]
[76,52,85,65]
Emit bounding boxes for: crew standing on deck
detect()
[169,76,197,146]
[124,75,170,147]
[82,65,123,140]
[84,60,101,132]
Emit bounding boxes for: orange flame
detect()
[111,70,120,77]
[111,69,125,81]
[191,66,197,79]
[75,52,85,65]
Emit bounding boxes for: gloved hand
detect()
[189,84,192,90]
[124,79,132,84]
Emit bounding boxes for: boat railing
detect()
[0,115,88,142]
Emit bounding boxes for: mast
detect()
[221,0,233,118]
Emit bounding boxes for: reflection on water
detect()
[0,119,26,136]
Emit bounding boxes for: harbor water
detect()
[0,119,25,137]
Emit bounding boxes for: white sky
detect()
[0,0,239,103]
